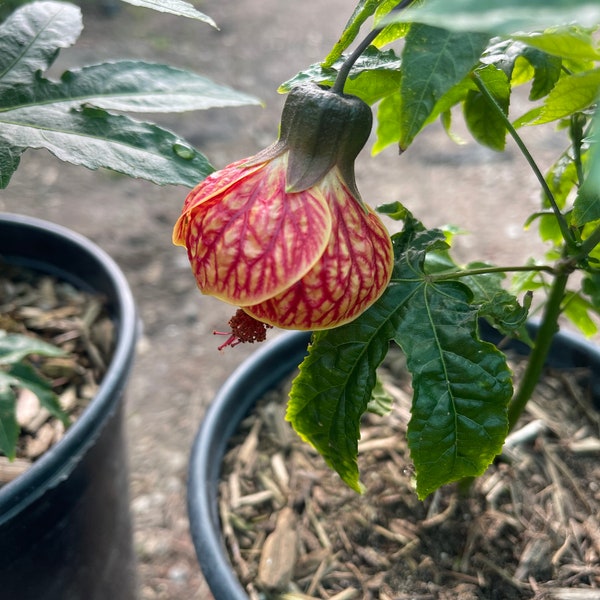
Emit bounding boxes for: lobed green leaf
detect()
[0,332,65,366]
[8,362,70,428]
[582,271,600,312]
[279,47,401,106]
[321,0,382,67]
[562,291,599,336]
[527,69,600,126]
[464,65,510,151]
[287,293,409,493]
[396,281,512,499]
[390,230,513,499]
[392,24,489,150]
[519,48,563,101]
[576,105,600,225]
[288,223,513,498]
[512,28,600,62]
[482,39,562,101]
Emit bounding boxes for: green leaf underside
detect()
[0,3,261,187]
[0,62,261,114]
[384,0,600,36]
[0,145,23,189]
[0,1,83,86]
[0,106,213,187]
[367,376,394,417]
[118,0,217,27]
[464,65,510,151]
[288,227,513,498]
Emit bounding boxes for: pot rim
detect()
[188,323,600,599]
[0,213,138,522]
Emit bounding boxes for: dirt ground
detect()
[0,1,574,598]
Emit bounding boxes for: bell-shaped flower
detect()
[173,83,393,331]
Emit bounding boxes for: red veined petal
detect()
[173,157,264,247]
[244,168,393,329]
[178,154,333,306]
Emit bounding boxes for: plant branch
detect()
[472,72,576,251]
[570,114,586,187]
[332,0,413,94]
[507,267,570,431]
[428,263,555,283]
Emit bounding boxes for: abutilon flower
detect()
[173,83,393,335]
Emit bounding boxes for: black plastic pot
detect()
[187,324,600,600]
[0,213,138,600]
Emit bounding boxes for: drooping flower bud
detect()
[173,83,393,333]
[248,83,373,201]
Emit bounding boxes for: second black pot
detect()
[188,324,600,600]
[0,214,139,600]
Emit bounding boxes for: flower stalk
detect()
[472,72,577,252]
[331,0,414,95]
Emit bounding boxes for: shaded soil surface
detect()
[0,1,583,598]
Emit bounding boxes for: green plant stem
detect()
[507,268,570,431]
[428,263,555,283]
[472,72,577,252]
[570,115,586,187]
[332,0,413,94]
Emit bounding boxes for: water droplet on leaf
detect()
[172,143,195,160]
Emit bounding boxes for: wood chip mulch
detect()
[0,261,114,486]
[219,348,600,600]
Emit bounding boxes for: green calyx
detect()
[251,83,373,201]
